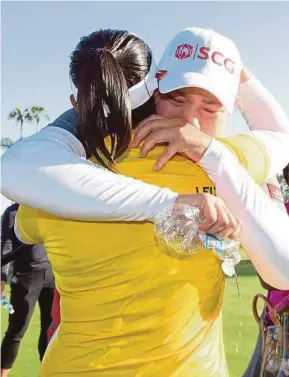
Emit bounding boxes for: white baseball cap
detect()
[157,27,242,113]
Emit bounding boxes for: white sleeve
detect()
[199,139,289,289]
[1,126,177,221]
[237,77,289,178]
[197,75,289,288]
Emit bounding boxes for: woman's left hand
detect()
[132,115,212,170]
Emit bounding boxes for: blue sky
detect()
[2,1,289,140]
[1,1,289,209]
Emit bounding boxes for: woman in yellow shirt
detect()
[15,26,289,376]
[16,28,245,377]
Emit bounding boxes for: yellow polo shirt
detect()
[17,134,267,377]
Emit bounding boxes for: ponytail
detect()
[70,29,152,169]
[77,48,132,169]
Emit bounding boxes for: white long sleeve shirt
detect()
[2,77,289,288]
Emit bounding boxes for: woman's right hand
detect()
[175,193,243,241]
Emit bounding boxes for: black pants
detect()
[1,268,55,369]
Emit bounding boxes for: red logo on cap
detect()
[156,70,168,81]
[173,43,235,74]
[175,44,194,60]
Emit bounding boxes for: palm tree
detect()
[8,107,25,140]
[8,106,49,138]
[23,107,33,130]
[29,106,50,132]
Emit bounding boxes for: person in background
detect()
[242,164,289,377]
[263,164,289,312]
[1,203,55,377]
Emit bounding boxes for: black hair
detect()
[70,29,153,169]
[132,96,156,126]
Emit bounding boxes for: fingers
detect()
[214,214,242,241]
[135,114,164,131]
[229,220,243,241]
[139,129,171,158]
[199,198,218,231]
[205,203,230,236]
[175,193,243,242]
[133,116,169,148]
[133,117,184,148]
[154,144,178,171]
[133,120,163,148]
[208,204,242,241]
[198,197,242,241]
[216,214,243,241]
[138,129,178,170]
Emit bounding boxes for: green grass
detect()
[1,304,41,376]
[223,260,264,377]
[1,260,264,377]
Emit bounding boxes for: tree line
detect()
[1,106,49,147]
